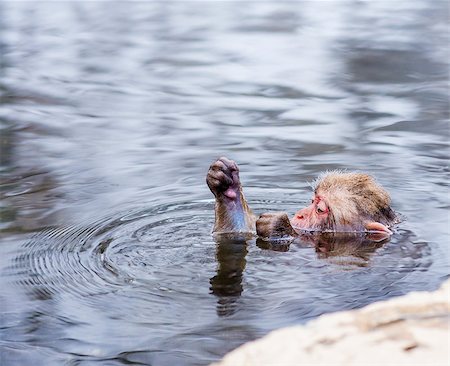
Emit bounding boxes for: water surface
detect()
[0,1,449,365]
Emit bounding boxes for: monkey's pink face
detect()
[291,195,331,231]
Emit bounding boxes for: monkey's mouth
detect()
[292,227,324,234]
[290,219,318,232]
[290,223,321,233]
[291,226,391,242]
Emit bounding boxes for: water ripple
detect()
[8,201,215,303]
[1,198,436,365]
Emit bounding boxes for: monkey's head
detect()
[291,172,396,234]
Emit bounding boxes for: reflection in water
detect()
[210,234,249,316]
[307,232,389,267]
[215,231,390,317]
[256,237,292,252]
[258,231,390,266]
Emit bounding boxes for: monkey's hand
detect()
[206,157,241,200]
[256,212,297,240]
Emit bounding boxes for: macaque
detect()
[206,157,396,240]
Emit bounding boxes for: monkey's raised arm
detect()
[206,157,256,234]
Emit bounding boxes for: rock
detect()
[212,279,450,366]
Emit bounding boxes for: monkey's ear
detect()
[364,221,392,235]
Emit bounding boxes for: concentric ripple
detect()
[9,200,217,303]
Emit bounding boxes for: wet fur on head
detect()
[313,171,396,230]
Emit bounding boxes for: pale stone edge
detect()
[212,279,450,366]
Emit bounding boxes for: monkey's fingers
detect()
[207,170,233,187]
[207,157,242,199]
[207,175,232,198]
[217,157,239,173]
[209,157,238,174]
[207,170,238,200]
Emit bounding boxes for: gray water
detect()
[0,1,449,365]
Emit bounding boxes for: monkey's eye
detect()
[316,201,328,214]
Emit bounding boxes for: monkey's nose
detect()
[295,214,304,220]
